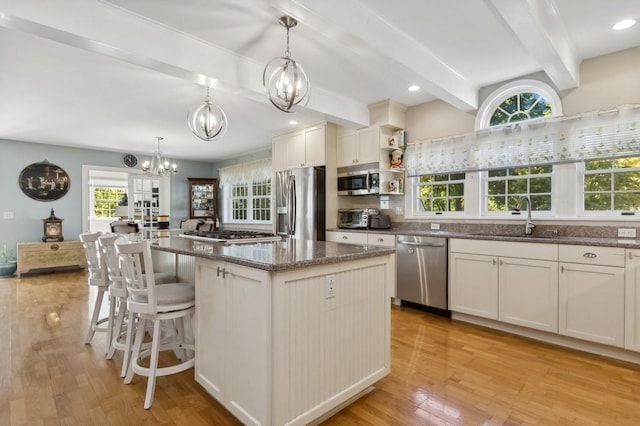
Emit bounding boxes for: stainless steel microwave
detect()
[337,169,379,195]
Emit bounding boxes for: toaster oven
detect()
[338,208,379,229]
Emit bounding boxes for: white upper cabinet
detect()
[273,123,327,172]
[337,127,380,168]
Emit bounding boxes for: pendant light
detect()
[187,86,228,141]
[141,137,177,177]
[263,16,310,113]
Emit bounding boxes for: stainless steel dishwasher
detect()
[396,235,449,312]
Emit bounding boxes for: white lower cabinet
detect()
[558,245,625,347]
[498,257,558,333]
[195,259,270,426]
[449,239,558,330]
[325,230,395,247]
[625,250,640,352]
[449,252,498,319]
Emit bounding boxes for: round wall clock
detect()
[123,154,138,168]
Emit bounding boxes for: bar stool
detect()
[116,240,195,409]
[79,232,110,346]
[99,234,178,377]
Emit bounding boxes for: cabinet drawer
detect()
[367,233,395,247]
[449,238,557,261]
[326,231,367,245]
[558,245,625,267]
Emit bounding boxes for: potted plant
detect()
[0,244,17,278]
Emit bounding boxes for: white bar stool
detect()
[116,240,195,409]
[79,232,110,347]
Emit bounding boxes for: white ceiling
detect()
[0,0,638,163]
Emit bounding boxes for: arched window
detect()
[476,79,562,130]
[476,80,562,214]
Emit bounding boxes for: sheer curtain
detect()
[406,104,640,175]
[218,158,272,187]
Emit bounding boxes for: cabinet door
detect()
[625,250,640,352]
[499,257,558,332]
[194,259,227,400]
[357,127,380,164]
[225,263,271,425]
[272,134,287,172]
[304,125,326,167]
[337,131,357,167]
[188,178,217,220]
[559,262,625,347]
[449,252,498,319]
[283,130,306,169]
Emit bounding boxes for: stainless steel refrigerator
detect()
[275,166,326,241]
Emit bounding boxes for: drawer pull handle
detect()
[492,259,497,266]
[378,238,384,242]
[342,236,348,240]
[561,265,565,273]
[583,252,597,258]
[51,244,60,251]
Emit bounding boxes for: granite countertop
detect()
[328,226,640,249]
[150,236,395,272]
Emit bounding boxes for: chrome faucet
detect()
[514,195,535,235]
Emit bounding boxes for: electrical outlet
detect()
[430,223,440,230]
[3,211,14,219]
[325,274,336,299]
[618,228,636,238]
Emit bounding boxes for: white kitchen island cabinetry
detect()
[558,245,625,347]
[164,236,395,426]
[449,239,558,332]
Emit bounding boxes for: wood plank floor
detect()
[2,271,640,425]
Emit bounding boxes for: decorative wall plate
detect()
[123,154,138,168]
[19,160,70,201]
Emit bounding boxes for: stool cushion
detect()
[131,283,195,307]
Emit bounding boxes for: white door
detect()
[449,252,498,319]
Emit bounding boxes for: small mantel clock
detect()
[42,208,64,242]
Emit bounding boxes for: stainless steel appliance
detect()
[179,229,281,244]
[396,235,449,312]
[276,166,326,240]
[337,168,379,195]
[338,208,378,229]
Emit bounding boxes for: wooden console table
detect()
[17,241,86,277]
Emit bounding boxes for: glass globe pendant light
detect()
[187,86,228,141]
[141,137,177,177]
[263,16,310,113]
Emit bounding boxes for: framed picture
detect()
[19,160,70,201]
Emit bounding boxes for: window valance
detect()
[218,157,272,186]
[406,104,640,176]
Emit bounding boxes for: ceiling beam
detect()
[0,1,370,127]
[486,0,581,90]
[271,0,479,111]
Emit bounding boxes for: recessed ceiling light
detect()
[613,18,636,30]
[408,85,420,92]
[289,120,297,125]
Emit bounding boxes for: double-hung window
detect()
[220,158,273,224]
[486,166,552,213]
[580,157,640,215]
[416,173,465,214]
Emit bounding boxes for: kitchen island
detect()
[150,236,395,426]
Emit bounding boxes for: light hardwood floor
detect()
[2,271,640,425]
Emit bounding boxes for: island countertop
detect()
[150,236,395,272]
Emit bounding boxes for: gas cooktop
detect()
[179,230,281,244]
